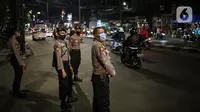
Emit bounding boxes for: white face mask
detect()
[99,33,107,42]
[15,32,20,37]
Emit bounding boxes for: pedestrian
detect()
[53,27,78,111]
[69,26,83,82]
[7,27,26,98]
[91,27,116,112]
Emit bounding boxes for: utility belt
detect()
[71,49,80,51]
[92,73,109,81]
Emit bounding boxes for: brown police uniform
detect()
[91,40,116,112]
[69,34,81,79]
[8,36,24,93]
[54,38,73,108]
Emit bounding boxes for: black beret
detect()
[57,27,66,32]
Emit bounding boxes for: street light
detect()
[123,2,126,6]
[79,0,81,23]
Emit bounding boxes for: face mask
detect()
[15,32,20,37]
[59,34,66,40]
[76,32,81,35]
[99,33,107,42]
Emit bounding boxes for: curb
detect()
[152,44,200,54]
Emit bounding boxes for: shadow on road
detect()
[73,83,92,112]
[0,86,60,112]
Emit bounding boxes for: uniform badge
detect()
[56,47,60,51]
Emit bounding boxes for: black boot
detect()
[74,76,83,82]
[68,96,78,103]
[60,101,72,110]
[12,90,26,98]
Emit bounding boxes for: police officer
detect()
[53,28,77,110]
[91,27,116,112]
[7,27,26,98]
[69,26,83,82]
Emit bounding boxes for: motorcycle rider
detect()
[123,28,138,61]
[138,26,148,44]
[111,27,125,49]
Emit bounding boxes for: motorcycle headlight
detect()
[188,34,190,36]
[192,32,194,34]
[148,38,152,41]
[162,33,165,36]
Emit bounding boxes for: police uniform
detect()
[69,33,82,81]
[54,36,74,109]
[91,40,116,112]
[8,35,25,97]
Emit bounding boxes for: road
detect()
[0,36,200,112]
[150,39,200,49]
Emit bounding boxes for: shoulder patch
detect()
[56,47,60,51]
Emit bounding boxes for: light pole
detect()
[78,0,81,23]
[46,2,49,23]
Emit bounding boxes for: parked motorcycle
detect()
[120,46,143,69]
[110,40,122,53]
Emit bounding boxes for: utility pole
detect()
[78,0,81,23]
[46,2,49,23]
[20,0,25,54]
[119,0,123,26]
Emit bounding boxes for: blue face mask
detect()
[99,33,107,42]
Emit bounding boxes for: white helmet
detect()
[118,27,124,32]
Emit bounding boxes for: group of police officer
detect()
[8,26,116,112]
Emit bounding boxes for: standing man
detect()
[7,27,26,98]
[91,27,116,112]
[53,28,78,110]
[69,26,83,82]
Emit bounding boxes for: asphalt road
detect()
[0,36,200,112]
[150,39,200,49]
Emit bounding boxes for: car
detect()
[46,30,53,37]
[32,23,47,41]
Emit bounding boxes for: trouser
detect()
[92,74,110,112]
[56,61,73,104]
[70,49,81,78]
[125,47,131,61]
[10,55,23,93]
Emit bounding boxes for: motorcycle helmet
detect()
[130,28,137,35]
[118,27,124,32]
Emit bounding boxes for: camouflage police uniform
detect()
[69,33,82,81]
[91,39,116,112]
[8,34,25,97]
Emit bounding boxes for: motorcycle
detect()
[140,37,152,50]
[158,32,166,40]
[120,46,143,69]
[110,40,122,53]
[183,31,194,42]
